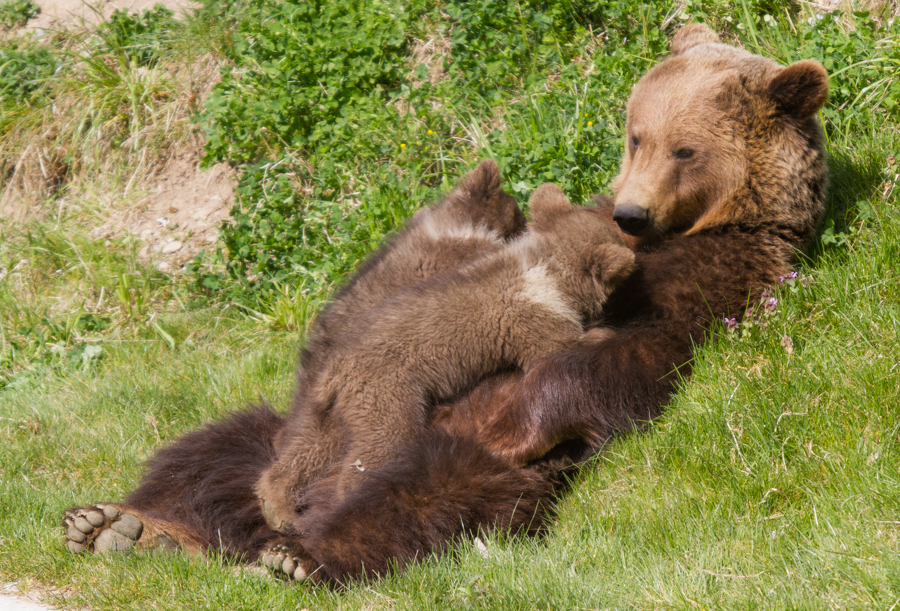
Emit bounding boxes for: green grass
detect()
[2,0,900,609]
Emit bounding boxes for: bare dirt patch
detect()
[90,144,234,271]
[23,0,199,32]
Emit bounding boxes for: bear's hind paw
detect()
[63,504,143,554]
[260,543,318,583]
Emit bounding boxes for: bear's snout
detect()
[612,203,650,236]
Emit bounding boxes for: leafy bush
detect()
[0,40,58,102]
[441,0,578,99]
[0,0,39,29]
[97,5,177,67]
[201,0,414,166]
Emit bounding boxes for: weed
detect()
[0,39,57,101]
[0,224,184,389]
[96,5,177,67]
[200,0,413,166]
[0,19,220,209]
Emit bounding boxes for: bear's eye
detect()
[631,135,640,149]
[674,147,695,160]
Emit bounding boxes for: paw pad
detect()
[260,545,309,582]
[63,505,144,555]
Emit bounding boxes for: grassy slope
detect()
[2,2,900,610]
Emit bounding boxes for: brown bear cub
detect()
[255,159,527,530]
[258,183,634,531]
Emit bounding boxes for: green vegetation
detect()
[1,0,899,609]
[0,0,39,30]
[193,0,672,300]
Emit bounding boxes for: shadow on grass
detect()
[806,147,887,265]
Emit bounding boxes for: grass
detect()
[0,3,222,212]
[1,0,900,609]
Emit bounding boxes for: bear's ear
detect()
[671,23,720,56]
[591,244,636,291]
[529,183,572,225]
[458,159,503,200]
[767,59,829,118]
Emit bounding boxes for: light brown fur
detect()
[262,184,634,524]
[611,24,827,249]
[257,160,527,530]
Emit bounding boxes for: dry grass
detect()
[408,33,452,87]
[0,26,224,221]
[800,0,900,26]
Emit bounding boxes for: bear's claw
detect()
[259,543,314,583]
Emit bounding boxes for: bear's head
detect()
[529,184,635,314]
[610,23,828,249]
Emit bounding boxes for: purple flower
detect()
[778,271,799,284]
[765,297,778,312]
[724,317,738,332]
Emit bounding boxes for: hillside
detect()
[1,0,899,609]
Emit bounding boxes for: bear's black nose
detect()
[613,204,650,236]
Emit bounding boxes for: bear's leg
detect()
[280,431,558,585]
[63,504,203,555]
[63,405,284,558]
[478,327,685,466]
[255,407,344,533]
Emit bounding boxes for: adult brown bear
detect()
[63,23,828,585]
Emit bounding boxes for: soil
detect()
[0,581,72,611]
[89,144,235,271]
[24,0,198,32]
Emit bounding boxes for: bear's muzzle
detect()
[612,203,650,236]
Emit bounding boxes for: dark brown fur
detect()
[66,24,828,586]
[292,431,558,583]
[124,406,285,555]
